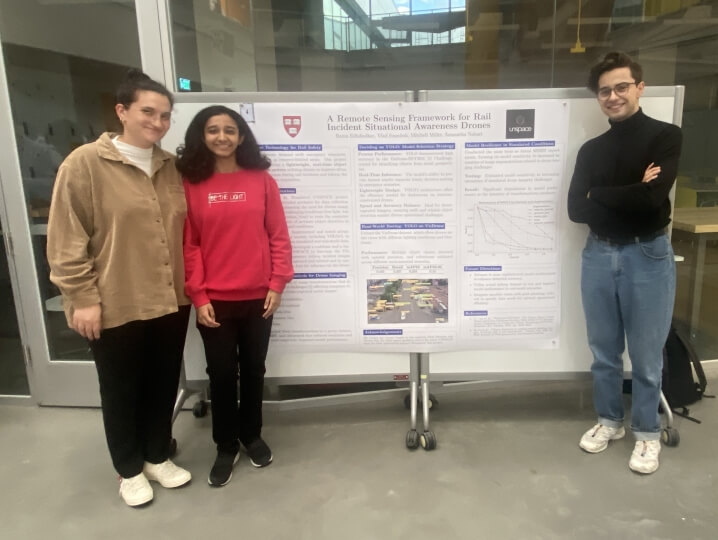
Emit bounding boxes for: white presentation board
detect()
[166,88,682,382]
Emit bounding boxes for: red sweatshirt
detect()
[183,169,293,307]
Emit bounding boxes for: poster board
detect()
[166,88,683,382]
[424,88,682,377]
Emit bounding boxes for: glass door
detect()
[0,0,144,405]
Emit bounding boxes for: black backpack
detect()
[662,324,712,423]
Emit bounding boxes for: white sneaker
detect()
[143,459,192,488]
[579,423,626,453]
[119,472,153,507]
[629,440,661,474]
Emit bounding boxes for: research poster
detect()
[194,100,567,352]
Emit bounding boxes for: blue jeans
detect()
[580,233,675,441]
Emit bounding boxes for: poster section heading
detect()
[244,101,568,352]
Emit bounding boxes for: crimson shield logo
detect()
[283,115,302,138]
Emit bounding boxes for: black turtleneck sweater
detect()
[567,108,682,239]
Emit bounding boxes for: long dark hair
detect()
[115,69,173,108]
[175,105,270,183]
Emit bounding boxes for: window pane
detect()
[171,0,257,91]
[0,0,142,362]
[170,0,556,91]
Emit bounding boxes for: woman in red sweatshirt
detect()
[176,105,293,487]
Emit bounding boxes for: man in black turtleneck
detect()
[568,52,682,475]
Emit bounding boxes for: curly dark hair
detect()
[175,105,270,183]
[115,68,173,108]
[587,51,643,94]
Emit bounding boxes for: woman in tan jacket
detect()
[47,70,191,507]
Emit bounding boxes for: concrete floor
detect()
[1,376,717,540]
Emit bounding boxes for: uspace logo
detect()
[506,109,535,139]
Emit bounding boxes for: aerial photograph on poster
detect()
[366,279,448,324]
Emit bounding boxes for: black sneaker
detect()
[244,438,273,468]
[208,450,239,487]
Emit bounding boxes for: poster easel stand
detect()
[406,352,437,450]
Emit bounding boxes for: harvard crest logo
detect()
[283,116,301,138]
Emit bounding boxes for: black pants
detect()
[89,305,190,478]
[197,299,272,454]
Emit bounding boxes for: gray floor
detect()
[1,376,717,540]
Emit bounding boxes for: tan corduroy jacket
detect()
[47,132,190,330]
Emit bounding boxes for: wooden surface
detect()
[672,207,718,234]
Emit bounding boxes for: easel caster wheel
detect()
[661,427,680,447]
[193,400,208,418]
[406,429,420,450]
[420,431,437,450]
[169,438,178,457]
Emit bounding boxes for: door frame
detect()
[0,0,175,406]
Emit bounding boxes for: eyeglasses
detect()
[597,82,637,100]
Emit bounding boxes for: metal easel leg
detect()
[172,361,191,423]
[405,352,420,449]
[419,352,437,450]
[659,390,680,447]
[169,359,210,456]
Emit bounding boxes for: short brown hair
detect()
[587,51,643,94]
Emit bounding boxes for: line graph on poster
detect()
[473,202,556,254]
